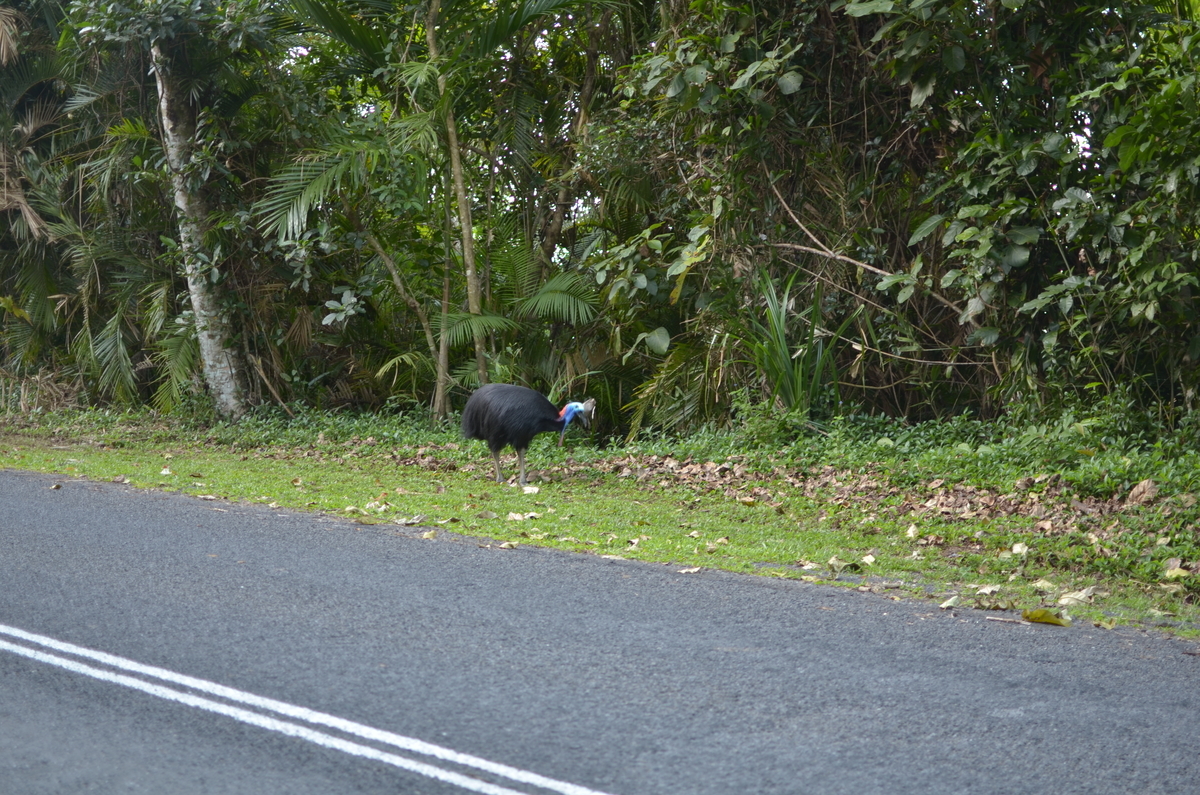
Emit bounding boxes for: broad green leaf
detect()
[645,326,671,354]
[910,76,936,108]
[666,73,687,98]
[1103,125,1136,148]
[731,60,764,90]
[908,213,945,245]
[1001,245,1031,269]
[943,45,966,72]
[969,326,1000,345]
[957,204,993,219]
[1008,226,1041,245]
[845,0,895,16]
[776,71,803,94]
[684,64,709,85]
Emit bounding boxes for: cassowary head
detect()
[557,398,596,446]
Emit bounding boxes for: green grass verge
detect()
[2,404,1198,638]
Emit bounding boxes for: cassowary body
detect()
[461,384,595,485]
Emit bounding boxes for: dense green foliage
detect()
[4,0,1200,435]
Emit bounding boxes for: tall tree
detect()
[70,0,261,418]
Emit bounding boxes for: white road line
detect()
[0,624,616,795]
[0,638,527,795]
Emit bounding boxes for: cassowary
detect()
[461,383,595,486]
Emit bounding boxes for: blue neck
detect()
[559,401,586,427]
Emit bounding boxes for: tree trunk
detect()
[435,245,452,418]
[151,42,248,420]
[426,0,488,385]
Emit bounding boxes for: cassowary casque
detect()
[461,384,595,486]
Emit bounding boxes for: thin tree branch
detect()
[764,173,971,322]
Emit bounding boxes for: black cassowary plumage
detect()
[461,383,595,485]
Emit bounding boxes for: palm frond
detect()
[151,323,199,413]
[514,271,597,325]
[0,7,23,67]
[286,0,388,73]
[376,350,432,385]
[440,311,520,349]
[469,0,606,58]
[255,149,367,240]
[92,311,136,402]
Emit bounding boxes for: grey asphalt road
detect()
[1,468,1197,795]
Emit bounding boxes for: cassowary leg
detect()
[491,450,504,482]
[517,448,528,486]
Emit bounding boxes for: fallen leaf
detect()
[1057,586,1098,606]
[940,596,960,609]
[523,486,540,495]
[477,510,498,520]
[291,477,302,486]
[976,584,1002,595]
[1032,579,1057,592]
[1012,542,1029,556]
[1126,478,1158,506]
[1022,608,1072,627]
[498,541,518,549]
[687,530,701,538]
[49,483,61,490]
[677,567,702,574]
[421,530,438,539]
[1164,567,1191,580]
[905,524,918,538]
[861,554,876,565]
[160,467,173,476]
[1094,618,1118,630]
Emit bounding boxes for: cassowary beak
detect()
[559,398,596,447]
